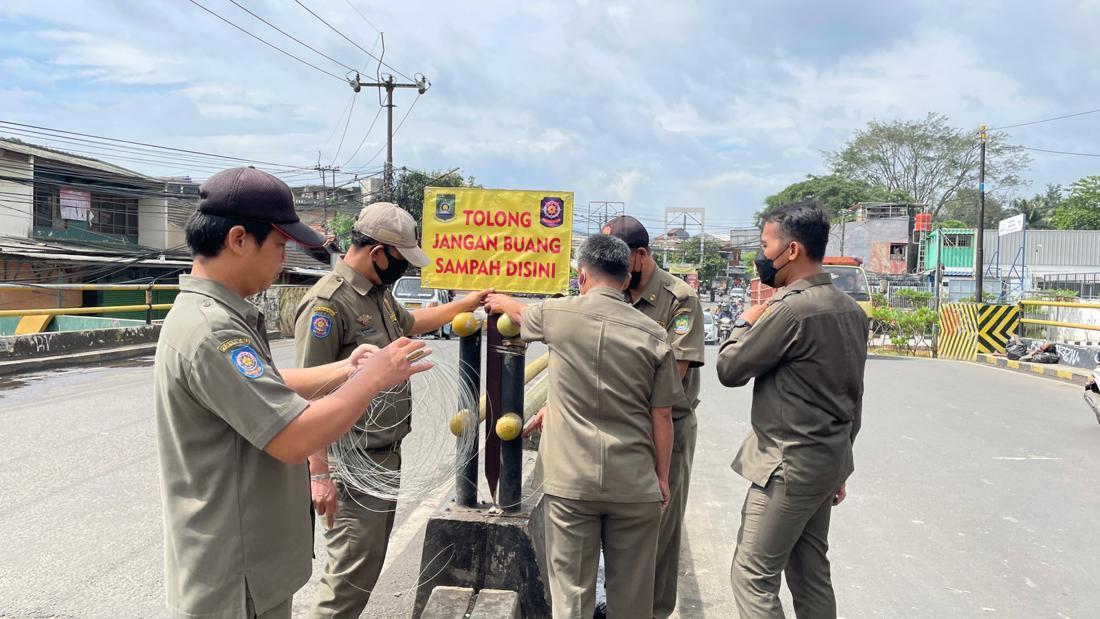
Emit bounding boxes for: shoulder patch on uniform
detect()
[310,311,334,339]
[312,305,337,317]
[228,344,265,379]
[217,337,252,353]
[672,312,692,335]
[314,276,343,300]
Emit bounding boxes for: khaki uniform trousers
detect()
[545,494,661,619]
[246,594,291,619]
[731,472,837,619]
[309,450,400,619]
[653,413,698,618]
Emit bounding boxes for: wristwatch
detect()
[733,317,752,329]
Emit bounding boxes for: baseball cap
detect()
[601,215,650,249]
[198,167,326,249]
[353,202,430,268]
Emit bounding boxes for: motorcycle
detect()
[716,303,734,342]
[1086,354,1100,426]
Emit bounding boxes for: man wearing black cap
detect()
[153,167,434,619]
[603,215,705,619]
[293,201,491,618]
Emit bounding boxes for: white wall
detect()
[0,150,33,238]
[138,195,167,249]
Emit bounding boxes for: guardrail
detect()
[1018,299,1100,336]
[0,283,180,325]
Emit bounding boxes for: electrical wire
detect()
[187,0,346,82]
[292,0,414,83]
[344,94,422,175]
[340,106,385,167]
[342,0,383,34]
[331,93,359,166]
[1020,145,1100,158]
[990,108,1100,131]
[227,0,361,74]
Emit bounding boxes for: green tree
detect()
[677,239,729,283]
[758,174,910,225]
[829,113,1029,218]
[1051,176,1100,230]
[392,168,478,225]
[331,212,356,247]
[1007,184,1061,230]
[933,219,968,229]
[937,188,1005,228]
[742,250,757,279]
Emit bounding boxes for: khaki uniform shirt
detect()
[522,287,684,503]
[154,276,312,618]
[632,267,705,419]
[717,273,868,493]
[293,259,415,449]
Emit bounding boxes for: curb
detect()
[0,343,159,377]
[975,353,1091,386]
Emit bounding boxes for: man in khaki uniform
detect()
[486,234,683,619]
[294,202,491,618]
[603,215,705,619]
[716,201,867,618]
[154,167,431,619]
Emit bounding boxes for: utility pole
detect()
[586,201,625,235]
[314,164,340,232]
[348,72,430,202]
[975,124,987,301]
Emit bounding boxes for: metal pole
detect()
[145,285,153,325]
[385,78,395,200]
[933,230,943,358]
[455,329,481,507]
[976,124,987,302]
[499,341,526,512]
[484,315,503,500]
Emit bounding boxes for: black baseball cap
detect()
[601,215,650,249]
[198,167,326,248]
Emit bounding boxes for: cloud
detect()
[36,29,186,85]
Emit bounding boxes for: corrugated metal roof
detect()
[0,137,160,183]
[983,229,1100,268]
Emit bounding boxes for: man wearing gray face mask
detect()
[602,215,705,619]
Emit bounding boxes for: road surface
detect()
[0,342,1096,618]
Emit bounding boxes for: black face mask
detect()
[754,245,792,288]
[628,270,643,290]
[373,246,408,286]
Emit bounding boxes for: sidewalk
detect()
[976,353,1093,386]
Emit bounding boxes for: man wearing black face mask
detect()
[602,215,704,619]
[293,202,491,618]
[717,201,868,619]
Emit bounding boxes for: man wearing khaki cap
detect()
[294,201,491,618]
[155,168,433,619]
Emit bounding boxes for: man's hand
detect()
[522,406,547,438]
[345,344,380,378]
[740,302,769,326]
[311,478,338,528]
[485,293,523,320]
[833,483,847,506]
[659,478,671,512]
[349,338,433,389]
[457,289,493,313]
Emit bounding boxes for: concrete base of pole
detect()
[412,473,550,619]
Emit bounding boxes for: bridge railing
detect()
[1018,299,1100,341]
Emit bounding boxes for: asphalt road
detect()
[0,342,1097,618]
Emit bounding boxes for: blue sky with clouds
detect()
[1,0,1098,232]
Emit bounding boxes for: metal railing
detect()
[1018,299,1100,337]
[0,283,180,325]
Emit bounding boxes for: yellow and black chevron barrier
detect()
[977,304,1019,354]
[938,303,979,361]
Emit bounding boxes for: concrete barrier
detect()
[0,325,160,361]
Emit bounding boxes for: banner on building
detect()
[421,188,573,294]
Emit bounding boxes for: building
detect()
[291,176,383,230]
[825,202,926,275]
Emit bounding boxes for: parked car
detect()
[392,276,453,339]
[703,310,718,345]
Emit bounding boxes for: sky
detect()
[1,0,1098,234]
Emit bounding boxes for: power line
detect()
[292,0,414,82]
[990,108,1100,131]
[1021,145,1100,158]
[187,0,346,82]
[345,93,421,175]
[226,0,362,74]
[331,94,359,166]
[340,106,385,167]
[342,0,383,34]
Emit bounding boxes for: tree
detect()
[331,212,356,247]
[392,168,478,225]
[1007,183,1061,230]
[742,250,757,279]
[758,174,911,225]
[933,219,968,229]
[678,239,728,283]
[937,188,1005,228]
[1051,176,1100,230]
[829,113,1029,218]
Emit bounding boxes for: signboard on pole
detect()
[421,187,573,294]
[998,213,1025,236]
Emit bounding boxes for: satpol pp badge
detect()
[229,345,265,379]
[310,306,337,339]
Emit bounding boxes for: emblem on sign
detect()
[229,345,265,379]
[540,197,565,228]
[435,194,457,222]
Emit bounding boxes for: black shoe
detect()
[593,601,607,619]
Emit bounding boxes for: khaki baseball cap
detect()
[354,202,430,267]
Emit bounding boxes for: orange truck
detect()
[749,256,872,315]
